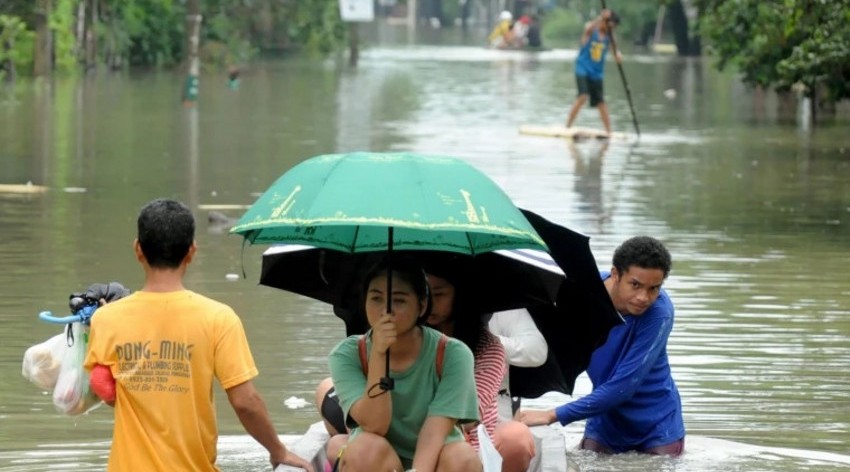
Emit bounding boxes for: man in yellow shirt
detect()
[84,198,313,472]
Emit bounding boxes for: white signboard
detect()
[339,0,375,22]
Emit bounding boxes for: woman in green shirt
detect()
[328,255,481,471]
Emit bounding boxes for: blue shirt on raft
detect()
[555,271,685,451]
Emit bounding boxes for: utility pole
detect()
[183,0,202,106]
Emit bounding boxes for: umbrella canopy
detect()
[260,245,565,335]
[508,209,625,397]
[231,151,548,390]
[230,152,547,254]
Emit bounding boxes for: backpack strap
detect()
[358,333,449,379]
[435,334,448,379]
[358,335,368,375]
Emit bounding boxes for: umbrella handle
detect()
[380,350,395,391]
[380,227,395,391]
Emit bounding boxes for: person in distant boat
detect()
[488,10,516,49]
[526,15,543,48]
[519,236,686,457]
[326,255,481,471]
[511,15,532,48]
[564,9,622,137]
[84,198,313,472]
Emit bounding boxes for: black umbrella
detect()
[259,210,623,398]
[507,209,624,397]
[260,244,566,336]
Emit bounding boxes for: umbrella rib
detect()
[350,225,360,253]
[465,232,476,256]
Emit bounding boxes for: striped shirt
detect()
[466,330,507,450]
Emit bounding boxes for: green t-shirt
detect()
[328,326,479,465]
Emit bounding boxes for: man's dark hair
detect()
[137,199,195,269]
[612,236,672,278]
[607,10,620,26]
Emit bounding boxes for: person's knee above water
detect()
[518,236,686,457]
[327,255,482,472]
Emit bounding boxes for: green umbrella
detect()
[231,151,547,389]
[230,152,547,254]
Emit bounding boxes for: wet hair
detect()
[137,199,195,269]
[612,236,672,279]
[360,254,431,323]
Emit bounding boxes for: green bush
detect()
[541,8,585,48]
[0,14,34,76]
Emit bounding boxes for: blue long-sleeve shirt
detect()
[555,271,685,451]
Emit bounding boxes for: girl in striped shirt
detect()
[425,271,536,472]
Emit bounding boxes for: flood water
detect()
[1,25,849,472]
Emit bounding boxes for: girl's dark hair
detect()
[359,254,432,323]
[422,254,487,355]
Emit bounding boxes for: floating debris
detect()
[283,396,308,409]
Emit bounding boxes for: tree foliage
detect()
[700,0,850,104]
[541,0,660,48]
[0,14,33,78]
[0,0,346,75]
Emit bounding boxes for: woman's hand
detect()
[371,312,397,355]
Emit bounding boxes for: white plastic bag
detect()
[51,322,101,415]
[477,423,503,472]
[22,332,67,391]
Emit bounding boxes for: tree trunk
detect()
[85,0,98,71]
[408,0,417,30]
[3,35,16,84]
[430,0,444,27]
[810,84,817,124]
[815,82,836,120]
[34,0,53,76]
[460,0,471,29]
[668,0,694,57]
[348,22,359,67]
[182,0,202,105]
[776,88,797,124]
[75,1,85,61]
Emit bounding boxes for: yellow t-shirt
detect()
[488,20,512,43]
[84,290,258,472]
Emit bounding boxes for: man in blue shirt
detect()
[565,9,621,137]
[519,236,685,456]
